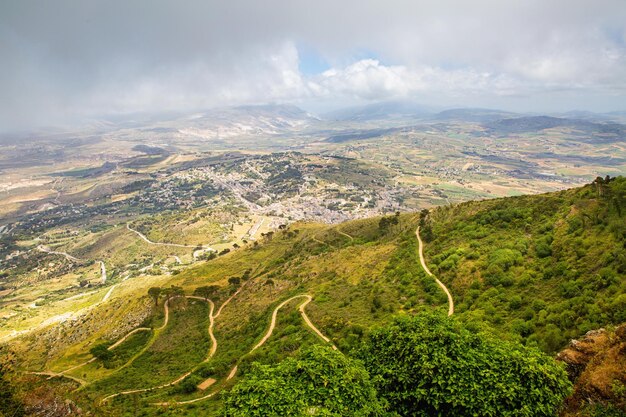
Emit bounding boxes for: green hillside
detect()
[424,176,626,352]
[3,178,625,416]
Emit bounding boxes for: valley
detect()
[0,106,625,416]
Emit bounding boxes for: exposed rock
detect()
[558,324,626,416]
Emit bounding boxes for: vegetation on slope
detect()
[6,178,625,416]
[222,345,384,417]
[423,176,626,352]
[86,299,210,398]
[358,313,571,417]
[225,313,572,416]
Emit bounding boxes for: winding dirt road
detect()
[336,230,354,242]
[251,295,334,351]
[126,223,214,250]
[37,245,84,263]
[151,293,334,406]
[37,246,108,284]
[52,327,153,379]
[100,296,217,403]
[416,226,454,316]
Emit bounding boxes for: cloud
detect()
[310,59,526,100]
[1,0,625,130]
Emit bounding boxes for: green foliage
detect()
[357,313,572,417]
[194,285,220,300]
[222,345,385,417]
[148,286,161,305]
[0,358,24,417]
[378,213,400,233]
[427,177,626,351]
[88,301,210,394]
[90,343,114,362]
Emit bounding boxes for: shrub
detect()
[221,346,384,416]
[358,313,572,417]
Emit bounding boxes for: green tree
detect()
[193,285,219,301]
[222,346,385,417]
[162,285,184,302]
[358,313,572,417]
[148,287,161,306]
[90,343,113,362]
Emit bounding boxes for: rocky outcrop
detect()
[557,324,626,416]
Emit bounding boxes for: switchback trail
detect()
[251,294,336,351]
[100,296,216,403]
[152,293,335,406]
[416,226,454,316]
[51,327,152,378]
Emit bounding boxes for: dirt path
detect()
[101,285,116,303]
[99,261,107,284]
[152,293,334,406]
[37,245,84,263]
[100,296,217,404]
[108,327,152,350]
[336,230,354,241]
[126,223,214,250]
[297,296,337,350]
[416,226,454,316]
[37,245,107,285]
[108,297,172,377]
[55,327,152,377]
[312,235,336,249]
[29,371,87,386]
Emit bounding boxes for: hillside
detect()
[424,176,626,352]
[2,178,625,416]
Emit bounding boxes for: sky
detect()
[1,0,626,131]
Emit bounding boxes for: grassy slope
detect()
[11,179,626,415]
[84,299,211,398]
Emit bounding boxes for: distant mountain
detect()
[433,108,518,123]
[484,115,626,142]
[323,100,434,121]
[174,104,319,139]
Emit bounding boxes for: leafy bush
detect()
[90,343,113,362]
[221,345,385,416]
[357,313,572,417]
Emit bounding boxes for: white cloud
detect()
[1,0,626,130]
[307,59,525,101]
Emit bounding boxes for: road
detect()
[336,229,353,241]
[99,261,107,284]
[53,327,152,377]
[101,284,116,302]
[37,245,107,284]
[101,295,217,404]
[247,217,264,238]
[37,245,83,263]
[126,223,214,250]
[151,293,334,407]
[416,226,454,316]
